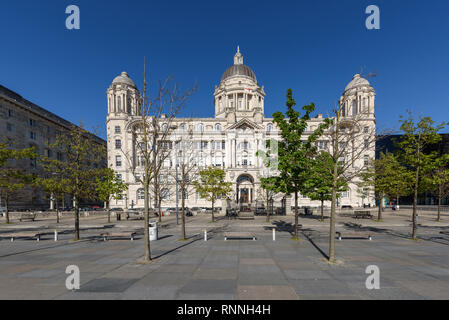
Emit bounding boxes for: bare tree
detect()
[322,101,385,262]
[168,119,203,240]
[121,60,196,262]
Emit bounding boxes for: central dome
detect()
[221,64,257,82]
[221,47,257,82]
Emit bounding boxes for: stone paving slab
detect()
[1,215,449,299]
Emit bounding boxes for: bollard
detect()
[54,230,58,242]
[273,228,276,241]
[204,229,207,241]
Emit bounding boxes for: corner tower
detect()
[214,47,266,124]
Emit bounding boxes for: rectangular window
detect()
[30,131,36,140]
[29,118,36,126]
[222,141,225,150]
[115,139,121,149]
[364,139,369,149]
[364,155,369,166]
[364,126,369,133]
[116,155,122,167]
[8,109,13,118]
[115,126,121,134]
[57,152,63,161]
[6,123,12,132]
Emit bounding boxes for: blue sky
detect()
[1,0,448,138]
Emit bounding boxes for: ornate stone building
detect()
[106,48,376,212]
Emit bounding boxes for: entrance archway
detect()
[236,174,255,205]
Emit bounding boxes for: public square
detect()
[1,209,448,300]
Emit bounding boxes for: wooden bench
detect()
[1,232,42,242]
[353,210,373,219]
[19,212,36,222]
[224,232,256,241]
[100,231,136,241]
[336,231,372,241]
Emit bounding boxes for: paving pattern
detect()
[1,211,449,300]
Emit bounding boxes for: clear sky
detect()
[1,0,448,138]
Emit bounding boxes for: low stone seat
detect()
[19,212,36,222]
[100,231,136,241]
[238,212,254,220]
[353,210,373,219]
[224,232,256,241]
[336,231,372,241]
[1,232,42,242]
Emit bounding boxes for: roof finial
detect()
[234,46,243,65]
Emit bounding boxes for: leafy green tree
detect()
[359,152,409,221]
[267,89,331,240]
[34,174,68,224]
[95,168,129,223]
[304,151,347,221]
[193,167,232,223]
[425,154,449,221]
[396,112,446,239]
[41,125,105,240]
[0,143,37,224]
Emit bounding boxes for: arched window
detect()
[352,100,357,116]
[117,96,122,112]
[179,123,186,132]
[137,188,145,200]
[267,123,273,132]
[161,123,168,132]
[215,123,222,131]
[197,123,204,132]
[161,189,170,201]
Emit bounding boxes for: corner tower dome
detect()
[344,74,371,92]
[221,47,257,83]
[112,71,137,88]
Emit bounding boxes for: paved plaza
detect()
[0,210,449,300]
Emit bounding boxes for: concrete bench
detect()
[238,212,254,220]
[224,232,256,241]
[100,231,136,241]
[1,232,42,242]
[353,210,373,219]
[19,213,36,222]
[336,231,372,241]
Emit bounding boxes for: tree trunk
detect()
[266,192,270,223]
[320,199,324,221]
[107,201,111,224]
[294,191,298,239]
[144,182,151,262]
[158,197,162,223]
[211,198,215,223]
[181,193,186,240]
[74,197,80,241]
[56,197,60,224]
[437,186,442,221]
[329,163,338,263]
[412,167,419,240]
[5,197,10,224]
[377,194,382,221]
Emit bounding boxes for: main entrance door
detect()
[236,174,254,206]
[240,188,249,203]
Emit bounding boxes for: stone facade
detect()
[0,85,106,209]
[107,48,376,212]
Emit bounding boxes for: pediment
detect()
[226,118,263,131]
